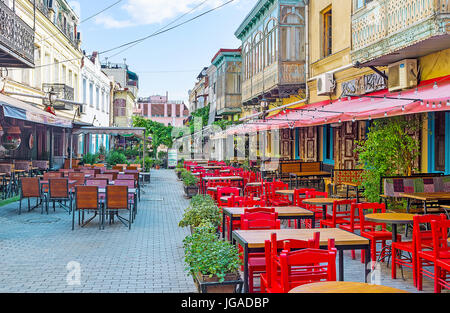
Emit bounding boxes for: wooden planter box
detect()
[184,185,198,198]
[193,272,243,293]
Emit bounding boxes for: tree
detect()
[132,116,174,157]
[355,116,421,203]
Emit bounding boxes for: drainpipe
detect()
[305,0,310,104]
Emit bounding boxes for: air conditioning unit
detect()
[388,59,418,92]
[317,73,335,96]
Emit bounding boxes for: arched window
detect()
[281,13,305,61]
[265,18,278,67]
[253,32,263,74]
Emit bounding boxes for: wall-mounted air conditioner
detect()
[388,59,418,92]
[317,72,335,96]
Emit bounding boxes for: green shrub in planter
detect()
[183,222,242,283]
[178,195,221,229]
[181,170,198,187]
[106,151,128,167]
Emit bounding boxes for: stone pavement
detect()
[0,169,196,293]
[0,169,443,293]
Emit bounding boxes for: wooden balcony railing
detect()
[352,0,450,65]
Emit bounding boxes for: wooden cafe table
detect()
[302,197,341,221]
[399,192,450,214]
[222,206,315,241]
[232,228,370,293]
[289,281,409,293]
[365,213,416,244]
[201,175,244,191]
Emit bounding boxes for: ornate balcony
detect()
[351,0,450,66]
[236,0,306,106]
[42,83,75,110]
[0,0,35,68]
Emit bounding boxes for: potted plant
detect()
[181,170,199,198]
[176,167,185,180]
[98,146,107,161]
[183,222,243,293]
[178,195,221,233]
[154,159,162,170]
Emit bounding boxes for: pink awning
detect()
[228,75,450,134]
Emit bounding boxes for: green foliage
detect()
[212,119,235,130]
[98,145,107,156]
[355,116,421,203]
[124,147,140,159]
[158,150,168,160]
[189,105,210,134]
[183,224,242,282]
[135,156,154,172]
[106,151,128,167]
[81,153,99,165]
[132,116,174,155]
[178,195,221,229]
[181,169,198,187]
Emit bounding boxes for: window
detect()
[89,82,93,107]
[355,0,373,10]
[82,78,87,104]
[53,59,59,82]
[322,7,332,57]
[114,99,126,117]
[323,125,334,165]
[96,87,100,110]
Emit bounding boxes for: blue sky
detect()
[73,0,258,103]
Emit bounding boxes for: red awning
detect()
[228,75,450,134]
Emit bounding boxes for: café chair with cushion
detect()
[73,186,102,230]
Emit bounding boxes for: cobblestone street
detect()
[0,169,439,293]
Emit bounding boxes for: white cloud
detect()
[94,0,245,29]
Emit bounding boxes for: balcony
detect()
[42,83,75,110]
[351,0,450,66]
[0,0,34,68]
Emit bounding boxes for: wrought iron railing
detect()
[0,0,35,66]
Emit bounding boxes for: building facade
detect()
[137,94,189,127]
[188,67,209,113]
[78,51,113,155]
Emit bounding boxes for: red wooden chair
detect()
[217,187,240,207]
[430,216,450,293]
[262,236,336,293]
[257,232,320,293]
[293,188,316,207]
[339,202,375,260]
[393,214,444,288]
[358,203,401,264]
[265,181,291,207]
[320,199,356,228]
[302,190,329,228]
[240,214,281,293]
